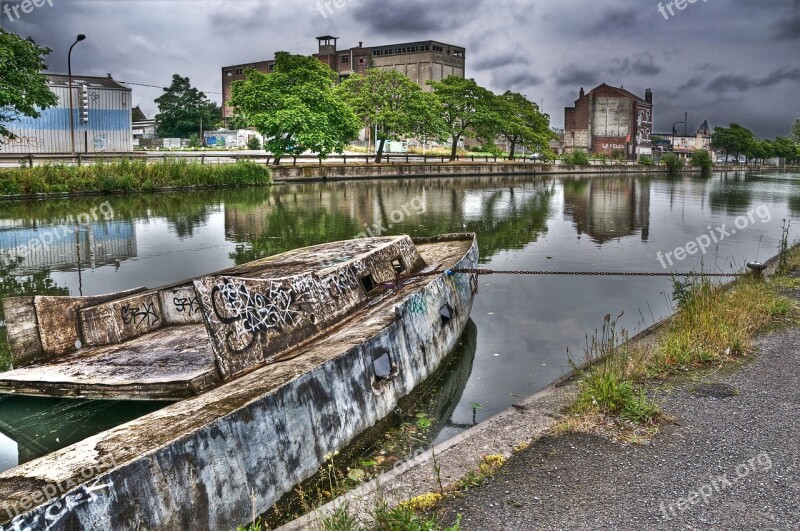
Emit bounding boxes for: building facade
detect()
[563,84,653,160]
[0,74,132,154]
[671,120,714,160]
[222,36,466,119]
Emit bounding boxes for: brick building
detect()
[563,84,653,160]
[221,36,466,119]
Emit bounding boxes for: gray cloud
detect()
[2,0,796,137]
[707,68,800,92]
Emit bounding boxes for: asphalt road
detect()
[437,292,800,530]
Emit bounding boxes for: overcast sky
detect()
[6,0,799,137]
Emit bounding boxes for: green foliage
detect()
[246,135,262,151]
[428,77,499,161]
[0,159,270,195]
[792,118,800,145]
[494,91,555,160]
[689,149,713,171]
[188,133,201,148]
[337,69,445,162]
[569,314,660,424]
[711,124,756,161]
[638,155,654,166]
[661,152,684,172]
[317,502,461,531]
[562,150,590,166]
[231,52,361,164]
[0,31,58,141]
[155,75,219,138]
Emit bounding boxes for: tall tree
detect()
[336,69,445,163]
[230,52,361,164]
[0,31,58,142]
[154,75,215,138]
[711,124,756,161]
[495,91,555,160]
[792,119,800,145]
[428,77,498,161]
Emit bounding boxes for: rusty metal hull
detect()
[0,234,478,531]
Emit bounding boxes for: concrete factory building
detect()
[221,36,466,119]
[563,83,653,160]
[0,74,132,154]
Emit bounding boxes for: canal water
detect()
[1,171,799,473]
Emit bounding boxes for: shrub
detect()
[563,150,590,166]
[188,134,201,148]
[661,153,685,172]
[690,149,713,172]
[638,155,654,166]
[246,135,262,151]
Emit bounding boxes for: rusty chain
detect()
[448,269,744,278]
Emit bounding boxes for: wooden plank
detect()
[2,297,43,368]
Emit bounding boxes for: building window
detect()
[225,71,232,77]
[235,68,243,75]
[359,58,364,64]
[269,64,276,72]
[341,55,350,63]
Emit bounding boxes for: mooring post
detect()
[746,261,767,279]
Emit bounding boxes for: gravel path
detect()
[438,310,800,529]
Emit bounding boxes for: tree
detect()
[428,77,498,161]
[154,75,216,138]
[773,137,798,163]
[230,52,361,164]
[711,124,756,162]
[495,91,554,160]
[0,31,58,142]
[336,69,445,163]
[792,119,800,145]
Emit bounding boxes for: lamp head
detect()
[76,34,86,42]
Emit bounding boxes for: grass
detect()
[0,158,271,195]
[565,244,800,438]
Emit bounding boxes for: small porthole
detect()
[373,352,392,382]
[360,273,375,293]
[392,257,406,275]
[439,303,454,325]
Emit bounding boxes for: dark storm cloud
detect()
[610,54,661,76]
[4,0,797,137]
[353,0,483,35]
[554,65,598,88]
[707,68,800,92]
[586,7,641,36]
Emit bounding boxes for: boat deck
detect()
[0,238,473,400]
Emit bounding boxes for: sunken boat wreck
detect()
[0,233,478,530]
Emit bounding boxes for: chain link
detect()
[449,269,744,278]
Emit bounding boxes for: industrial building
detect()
[221,36,466,119]
[0,74,133,154]
[563,84,653,160]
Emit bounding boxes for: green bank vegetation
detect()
[0,159,271,195]
[565,235,800,440]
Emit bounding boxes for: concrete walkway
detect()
[437,297,800,529]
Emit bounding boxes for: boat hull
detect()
[0,234,478,531]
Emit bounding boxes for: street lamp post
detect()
[68,34,86,155]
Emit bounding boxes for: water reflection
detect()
[563,176,650,244]
[1,172,800,470]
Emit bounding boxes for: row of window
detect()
[371,45,464,58]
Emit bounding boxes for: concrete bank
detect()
[270,162,679,183]
[434,286,800,530]
[279,256,793,530]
